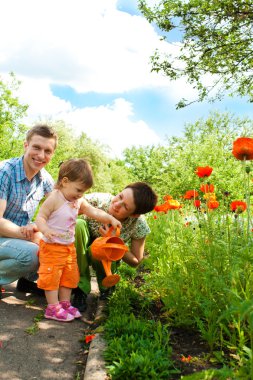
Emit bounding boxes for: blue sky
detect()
[0,0,252,157]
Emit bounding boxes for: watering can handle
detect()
[105,226,120,237]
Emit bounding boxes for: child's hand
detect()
[109,216,122,230]
[32,231,43,245]
[44,229,59,241]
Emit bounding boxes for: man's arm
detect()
[122,237,146,267]
[0,199,27,239]
[0,199,40,242]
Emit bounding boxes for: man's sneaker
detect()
[16,278,45,296]
[72,288,87,312]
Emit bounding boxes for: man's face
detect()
[23,134,55,176]
[108,188,137,221]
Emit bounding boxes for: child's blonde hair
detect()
[56,158,93,189]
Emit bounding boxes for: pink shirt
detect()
[42,191,80,245]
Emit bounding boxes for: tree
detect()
[123,112,253,200]
[139,0,253,107]
[123,145,172,197]
[0,73,28,159]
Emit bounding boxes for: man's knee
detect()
[5,240,39,272]
[17,247,39,271]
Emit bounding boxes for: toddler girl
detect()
[35,158,121,322]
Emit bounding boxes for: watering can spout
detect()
[90,227,128,287]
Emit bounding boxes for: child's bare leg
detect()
[45,289,59,305]
[59,286,72,302]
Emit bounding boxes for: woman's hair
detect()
[125,182,158,214]
[26,124,58,148]
[55,158,93,189]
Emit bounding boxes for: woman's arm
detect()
[122,237,146,267]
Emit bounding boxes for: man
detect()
[73,182,157,311]
[0,124,58,296]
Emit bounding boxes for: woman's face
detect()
[108,188,137,221]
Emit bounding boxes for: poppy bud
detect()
[246,166,251,174]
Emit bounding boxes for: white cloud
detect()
[0,0,190,156]
[61,98,161,157]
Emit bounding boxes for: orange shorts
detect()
[37,240,80,291]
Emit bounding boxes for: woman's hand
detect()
[99,224,110,236]
[99,222,121,237]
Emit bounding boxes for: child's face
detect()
[61,178,88,202]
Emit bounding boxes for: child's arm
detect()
[79,198,122,229]
[35,194,59,240]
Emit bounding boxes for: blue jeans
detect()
[0,238,39,285]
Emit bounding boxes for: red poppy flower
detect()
[193,200,201,208]
[184,190,199,199]
[154,200,182,212]
[163,195,173,201]
[200,184,214,193]
[154,204,169,213]
[195,166,213,178]
[232,137,253,160]
[207,200,219,209]
[230,200,247,213]
[85,334,96,344]
[181,355,192,362]
[153,215,157,219]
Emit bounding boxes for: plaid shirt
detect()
[0,156,54,226]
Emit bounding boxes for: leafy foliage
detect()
[103,283,178,379]
[139,0,253,107]
[123,112,253,200]
[0,73,28,159]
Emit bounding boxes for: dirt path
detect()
[0,280,99,380]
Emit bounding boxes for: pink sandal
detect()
[60,301,82,318]
[45,304,74,322]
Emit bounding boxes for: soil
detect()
[133,274,221,379]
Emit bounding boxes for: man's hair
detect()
[125,182,157,214]
[26,124,58,148]
[55,158,93,189]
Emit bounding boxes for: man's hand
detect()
[20,223,39,241]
